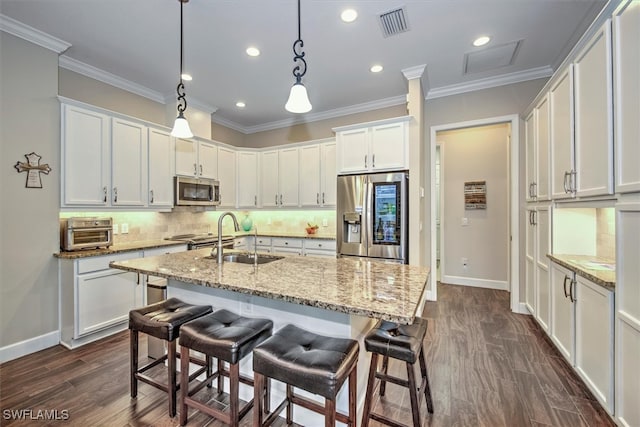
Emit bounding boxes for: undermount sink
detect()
[205,253,284,265]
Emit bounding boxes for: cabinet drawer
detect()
[144,245,187,257]
[272,238,303,249]
[304,240,336,251]
[255,237,272,246]
[77,251,142,274]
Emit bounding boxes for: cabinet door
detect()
[550,68,575,200]
[550,263,575,363]
[148,127,174,208]
[370,122,407,171]
[111,118,147,206]
[321,142,337,207]
[278,148,299,207]
[62,104,110,206]
[535,97,550,201]
[198,141,218,179]
[237,151,258,208]
[525,207,536,314]
[535,206,551,331]
[299,145,321,207]
[525,112,536,202]
[613,1,640,194]
[217,146,236,208]
[175,138,198,177]
[574,21,614,197]
[575,277,614,414]
[76,269,141,337]
[337,128,369,173]
[261,151,279,208]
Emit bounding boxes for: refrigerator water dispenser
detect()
[343,212,361,243]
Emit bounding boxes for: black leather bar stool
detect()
[129,297,213,417]
[252,324,359,427]
[178,309,273,426]
[361,317,434,427]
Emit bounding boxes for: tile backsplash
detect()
[60,209,336,244]
[596,208,615,260]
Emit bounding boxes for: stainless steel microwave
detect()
[174,176,220,206]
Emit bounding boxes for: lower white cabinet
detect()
[271,237,303,256]
[303,239,337,258]
[59,251,143,348]
[550,262,575,363]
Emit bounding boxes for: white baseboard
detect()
[441,275,508,291]
[513,302,530,315]
[0,330,60,363]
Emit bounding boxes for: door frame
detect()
[429,114,521,313]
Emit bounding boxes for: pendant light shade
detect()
[285,0,312,113]
[170,0,193,138]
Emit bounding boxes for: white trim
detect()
[430,114,520,311]
[211,114,248,134]
[514,302,531,315]
[0,331,60,363]
[0,14,71,53]
[332,115,411,133]
[402,64,427,80]
[427,66,553,100]
[441,276,509,291]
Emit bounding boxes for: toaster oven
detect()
[60,217,113,251]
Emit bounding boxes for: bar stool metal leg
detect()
[130,330,138,398]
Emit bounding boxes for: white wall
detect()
[0,32,61,355]
[438,123,510,288]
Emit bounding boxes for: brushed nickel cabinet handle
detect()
[103,187,107,203]
[275,194,278,205]
[372,154,376,168]
[150,189,154,203]
[364,154,368,169]
[113,187,118,203]
[254,195,257,206]
[280,194,283,205]
[200,164,203,175]
[563,275,569,298]
[322,192,325,204]
[193,163,197,175]
[317,193,319,205]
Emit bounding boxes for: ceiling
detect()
[0,0,607,133]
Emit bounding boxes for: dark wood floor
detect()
[0,283,615,426]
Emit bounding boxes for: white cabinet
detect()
[321,142,337,207]
[303,239,336,258]
[549,67,575,200]
[147,127,174,208]
[260,148,299,208]
[217,146,237,208]
[175,138,218,179]
[61,104,110,206]
[299,145,322,207]
[616,201,640,427]
[525,112,536,203]
[335,117,409,174]
[550,262,575,363]
[526,205,551,331]
[575,275,614,414]
[111,118,148,207]
[613,1,640,194]
[237,151,259,208]
[525,98,550,201]
[573,20,614,198]
[59,251,143,348]
[271,237,303,256]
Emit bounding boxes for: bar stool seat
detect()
[253,324,359,427]
[129,297,213,417]
[361,317,434,427]
[179,309,273,426]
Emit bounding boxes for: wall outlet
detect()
[322,218,328,227]
[113,224,119,234]
[461,217,469,226]
[267,218,272,225]
[121,223,129,234]
[461,257,468,268]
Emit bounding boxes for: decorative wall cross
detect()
[14,152,52,188]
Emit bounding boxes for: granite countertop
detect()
[110,249,429,325]
[547,254,615,290]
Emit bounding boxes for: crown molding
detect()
[210,115,248,134]
[426,66,553,100]
[0,14,70,53]
[402,64,426,80]
[60,55,166,103]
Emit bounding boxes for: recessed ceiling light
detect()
[236,101,246,108]
[181,73,192,81]
[370,64,383,73]
[246,46,260,57]
[341,9,358,23]
[473,36,491,47]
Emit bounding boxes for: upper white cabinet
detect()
[525,112,536,203]
[237,150,259,208]
[549,67,575,200]
[147,127,174,208]
[261,150,279,208]
[573,20,614,198]
[175,138,218,179]
[217,146,237,208]
[111,118,148,207]
[335,117,409,174]
[613,1,640,194]
[299,140,336,208]
[525,97,550,201]
[261,148,299,208]
[62,104,110,206]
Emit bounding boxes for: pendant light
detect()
[285,0,312,113]
[171,0,193,138]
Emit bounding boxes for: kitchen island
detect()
[110,249,430,424]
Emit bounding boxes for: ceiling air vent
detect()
[378,6,409,38]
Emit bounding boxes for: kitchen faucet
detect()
[213,212,240,264]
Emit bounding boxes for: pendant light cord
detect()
[291,0,307,82]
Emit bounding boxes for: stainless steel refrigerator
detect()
[337,171,409,263]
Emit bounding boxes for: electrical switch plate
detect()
[121,223,129,234]
[322,218,328,227]
[113,224,119,234]
[461,217,469,226]
[267,218,272,225]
